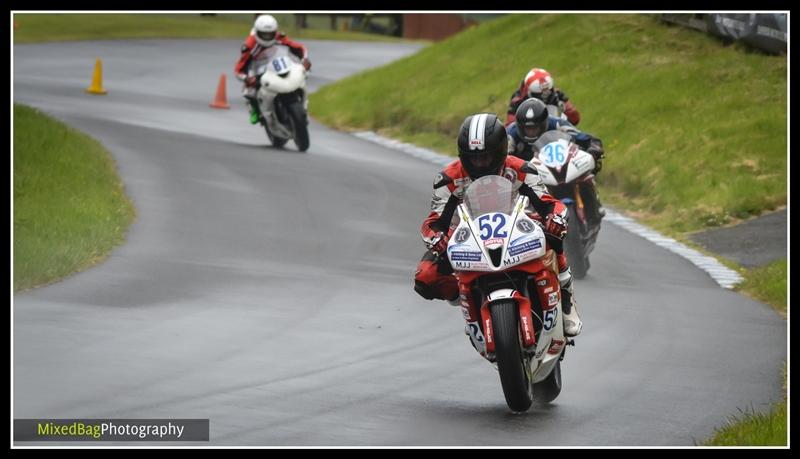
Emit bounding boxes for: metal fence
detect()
[660,13,787,55]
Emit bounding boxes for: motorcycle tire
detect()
[264,125,289,148]
[491,300,533,413]
[286,100,310,152]
[533,359,562,403]
[565,205,589,279]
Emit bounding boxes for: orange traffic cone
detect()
[209,73,230,109]
[85,58,107,95]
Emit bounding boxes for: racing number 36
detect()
[478,214,507,240]
[543,142,565,164]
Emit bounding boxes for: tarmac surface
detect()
[689,209,788,268]
[13,39,788,446]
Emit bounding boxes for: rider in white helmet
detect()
[234,14,312,124]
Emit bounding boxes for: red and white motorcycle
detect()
[447,175,570,413]
[531,130,602,279]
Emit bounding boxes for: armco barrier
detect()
[661,13,786,55]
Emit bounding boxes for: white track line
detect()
[353,130,744,289]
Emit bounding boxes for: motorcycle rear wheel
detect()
[565,205,589,279]
[491,300,533,413]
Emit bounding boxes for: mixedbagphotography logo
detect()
[14,419,209,442]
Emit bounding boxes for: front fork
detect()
[460,267,560,359]
[573,183,586,224]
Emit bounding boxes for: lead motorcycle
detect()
[531,130,602,279]
[251,52,310,152]
[446,175,571,413]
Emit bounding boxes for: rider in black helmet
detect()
[510,98,606,220]
[414,113,583,359]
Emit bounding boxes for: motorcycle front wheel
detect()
[491,300,533,413]
[286,100,310,152]
[264,125,289,148]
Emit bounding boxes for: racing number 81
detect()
[272,57,289,73]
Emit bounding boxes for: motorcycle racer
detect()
[505,68,581,126]
[234,14,312,125]
[509,98,606,220]
[413,113,583,357]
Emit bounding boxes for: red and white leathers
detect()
[414,155,568,297]
[505,72,581,127]
[234,32,309,96]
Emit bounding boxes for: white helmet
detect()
[524,68,555,103]
[254,14,279,47]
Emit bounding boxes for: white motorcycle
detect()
[531,130,602,279]
[447,175,570,412]
[253,54,310,152]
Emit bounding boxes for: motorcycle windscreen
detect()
[463,175,515,217]
[531,130,571,154]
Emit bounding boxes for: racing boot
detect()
[245,96,260,125]
[559,267,583,337]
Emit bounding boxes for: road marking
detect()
[352,130,744,289]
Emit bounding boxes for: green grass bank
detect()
[13,104,136,291]
[310,14,787,235]
[13,13,409,43]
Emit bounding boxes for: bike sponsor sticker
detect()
[547,292,559,307]
[454,227,470,244]
[483,237,504,247]
[547,339,564,355]
[516,219,535,233]
[508,239,542,256]
[453,261,471,270]
[502,255,522,267]
[450,251,482,262]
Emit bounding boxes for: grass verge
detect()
[737,258,788,317]
[703,364,787,446]
[310,13,786,235]
[13,104,136,291]
[12,13,410,43]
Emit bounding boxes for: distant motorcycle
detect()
[531,130,602,279]
[546,102,568,121]
[252,53,310,152]
[447,175,571,412]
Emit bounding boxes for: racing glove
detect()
[587,139,605,173]
[427,231,450,256]
[545,209,568,239]
[302,58,312,71]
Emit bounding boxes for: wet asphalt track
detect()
[13,39,787,446]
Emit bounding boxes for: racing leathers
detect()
[234,32,310,122]
[506,84,581,127]
[413,155,582,355]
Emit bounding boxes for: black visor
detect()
[257,31,276,41]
